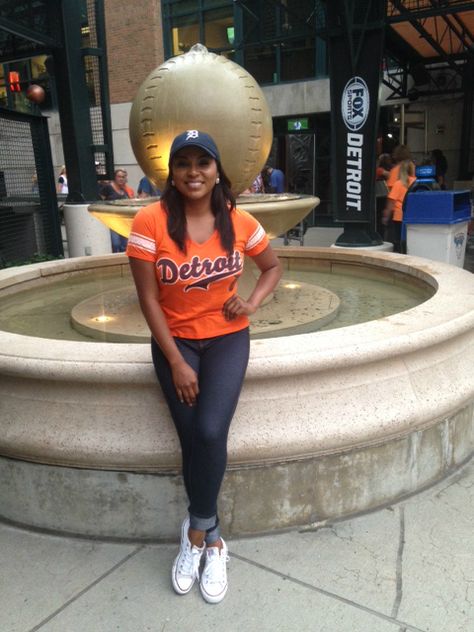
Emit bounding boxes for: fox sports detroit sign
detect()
[341,77,370,131]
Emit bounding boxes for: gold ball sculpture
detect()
[129,43,273,195]
[89,43,320,242]
[87,43,320,326]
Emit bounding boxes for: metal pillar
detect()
[458,54,474,180]
[31,114,63,256]
[400,103,405,145]
[327,0,387,247]
[51,0,100,202]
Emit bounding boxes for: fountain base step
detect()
[0,402,472,541]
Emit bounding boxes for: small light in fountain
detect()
[283,282,301,289]
[94,315,112,323]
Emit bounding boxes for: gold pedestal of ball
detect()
[129,43,273,195]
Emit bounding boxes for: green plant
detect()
[0,253,64,269]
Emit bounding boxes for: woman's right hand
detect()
[128,259,199,407]
[170,359,199,406]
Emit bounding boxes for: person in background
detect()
[264,165,285,193]
[430,149,448,190]
[56,166,68,194]
[95,160,106,179]
[126,130,281,604]
[375,154,393,236]
[100,169,135,252]
[376,153,392,181]
[382,159,416,253]
[250,172,264,193]
[31,171,39,194]
[386,145,412,191]
[137,175,161,198]
[95,161,109,195]
[261,167,271,193]
[240,172,264,195]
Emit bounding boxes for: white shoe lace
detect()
[178,543,202,579]
[202,548,229,585]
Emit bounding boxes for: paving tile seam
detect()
[231,552,427,632]
[391,506,405,619]
[297,458,473,538]
[26,545,145,632]
[433,463,473,498]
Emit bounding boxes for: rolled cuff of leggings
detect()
[204,524,220,545]
[189,513,217,533]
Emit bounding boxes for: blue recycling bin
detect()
[404,190,472,267]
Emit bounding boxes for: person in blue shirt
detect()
[430,149,448,190]
[264,166,285,193]
[137,176,161,198]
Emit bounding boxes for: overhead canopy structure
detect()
[385,0,474,98]
[390,2,474,58]
[0,0,61,62]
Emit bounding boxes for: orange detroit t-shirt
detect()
[388,176,416,222]
[126,202,269,338]
[386,164,401,190]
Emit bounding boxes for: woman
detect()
[430,149,448,190]
[126,130,281,603]
[375,153,392,182]
[386,144,412,191]
[382,159,416,253]
[375,154,393,236]
[137,175,161,198]
[100,169,135,252]
[56,166,68,194]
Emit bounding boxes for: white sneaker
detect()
[199,538,229,604]
[171,517,205,595]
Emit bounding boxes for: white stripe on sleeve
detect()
[245,224,266,252]
[128,231,156,255]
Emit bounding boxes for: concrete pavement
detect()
[1,457,472,632]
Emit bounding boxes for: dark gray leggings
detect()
[151,327,250,543]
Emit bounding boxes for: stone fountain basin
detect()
[0,248,473,540]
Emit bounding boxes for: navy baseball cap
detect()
[169,130,220,162]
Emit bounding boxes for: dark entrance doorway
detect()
[271,113,332,231]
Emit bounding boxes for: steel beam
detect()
[51,0,99,202]
[0,16,60,48]
[390,0,460,70]
[387,2,474,23]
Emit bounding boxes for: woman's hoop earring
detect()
[171,179,175,186]
[216,177,220,185]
